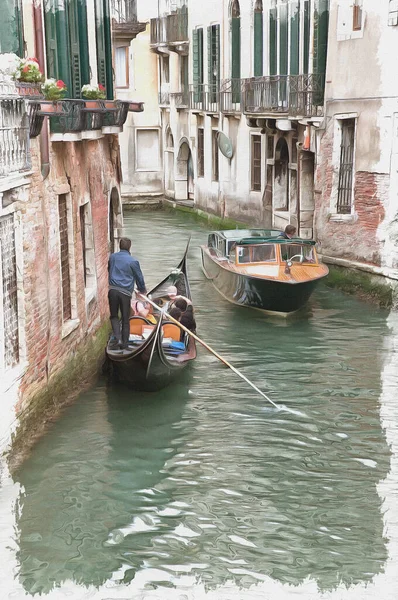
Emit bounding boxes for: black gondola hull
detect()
[201,248,320,314]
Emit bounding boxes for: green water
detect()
[1,209,397,599]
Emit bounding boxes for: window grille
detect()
[0,215,19,368]
[59,195,72,321]
[212,131,219,181]
[197,128,204,177]
[251,135,262,191]
[337,119,355,214]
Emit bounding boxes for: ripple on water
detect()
[5,210,393,598]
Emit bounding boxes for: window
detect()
[237,246,251,264]
[193,27,204,100]
[389,0,398,26]
[212,130,219,181]
[280,244,316,263]
[44,0,90,98]
[180,55,188,93]
[0,215,19,368]
[208,24,220,102]
[251,134,262,191]
[353,0,363,31]
[79,202,96,295]
[115,46,129,88]
[95,0,113,98]
[231,0,241,101]
[0,0,23,55]
[253,0,263,76]
[136,129,160,171]
[251,245,276,263]
[337,119,355,214]
[197,128,204,177]
[59,195,72,322]
[162,55,170,84]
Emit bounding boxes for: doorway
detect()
[175,140,194,202]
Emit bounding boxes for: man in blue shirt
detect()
[108,237,147,349]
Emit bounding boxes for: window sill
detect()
[62,318,80,339]
[329,213,355,223]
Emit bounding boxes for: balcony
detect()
[189,84,219,114]
[242,74,325,118]
[220,79,243,115]
[0,97,31,180]
[30,99,143,142]
[150,8,189,54]
[171,90,189,110]
[159,87,170,107]
[111,0,145,42]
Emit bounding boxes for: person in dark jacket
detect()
[180,305,196,333]
[108,237,147,349]
[277,224,297,239]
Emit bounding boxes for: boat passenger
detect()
[171,298,188,312]
[132,299,157,324]
[180,305,196,333]
[168,306,183,321]
[165,285,191,308]
[277,225,296,239]
[108,237,147,350]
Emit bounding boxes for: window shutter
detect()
[95,0,113,98]
[0,0,23,55]
[193,28,199,100]
[68,0,83,97]
[44,0,72,96]
[290,1,300,75]
[279,0,288,75]
[77,0,90,87]
[231,17,240,80]
[269,3,277,75]
[214,24,220,89]
[43,0,58,79]
[303,0,310,74]
[198,27,204,85]
[207,25,212,87]
[253,10,263,76]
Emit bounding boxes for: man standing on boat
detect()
[108,237,147,350]
[278,225,297,239]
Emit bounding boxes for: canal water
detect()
[1,209,398,600]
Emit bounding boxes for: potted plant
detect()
[40,79,67,111]
[81,83,106,108]
[14,57,43,83]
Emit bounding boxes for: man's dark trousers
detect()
[108,289,131,346]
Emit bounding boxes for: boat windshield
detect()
[280,244,317,263]
[236,244,276,264]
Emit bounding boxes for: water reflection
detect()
[7,211,394,597]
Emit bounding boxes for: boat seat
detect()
[129,316,151,336]
[161,322,182,342]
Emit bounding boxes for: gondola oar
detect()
[141,294,280,409]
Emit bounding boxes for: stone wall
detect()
[16,135,121,420]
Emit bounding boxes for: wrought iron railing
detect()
[111,0,137,22]
[220,79,243,114]
[0,97,31,177]
[171,91,189,108]
[189,84,219,113]
[242,74,325,117]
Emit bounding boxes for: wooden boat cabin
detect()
[201,229,328,314]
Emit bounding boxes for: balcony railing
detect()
[111,0,137,22]
[151,9,188,47]
[159,90,170,106]
[242,74,325,117]
[220,79,243,114]
[171,90,189,109]
[189,84,219,113]
[0,98,31,178]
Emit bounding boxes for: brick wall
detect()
[315,126,389,266]
[17,136,121,413]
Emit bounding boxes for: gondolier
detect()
[108,237,147,350]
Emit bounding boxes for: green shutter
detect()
[77,0,90,87]
[208,25,220,102]
[0,0,23,55]
[231,17,241,80]
[198,27,204,85]
[290,1,300,75]
[207,25,212,87]
[253,10,263,76]
[303,0,310,74]
[193,28,199,100]
[269,3,277,76]
[44,0,72,96]
[279,0,288,75]
[95,0,113,98]
[314,0,329,76]
[68,0,85,97]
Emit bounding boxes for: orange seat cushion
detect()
[129,317,149,335]
[162,323,182,342]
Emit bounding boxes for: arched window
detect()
[253,0,263,76]
[230,0,241,101]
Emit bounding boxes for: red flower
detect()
[99,84,105,91]
[56,80,66,89]
[27,57,39,63]
[22,65,30,72]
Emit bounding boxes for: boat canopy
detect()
[238,237,316,246]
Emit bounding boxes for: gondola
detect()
[106,240,196,391]
[201,229,329,315]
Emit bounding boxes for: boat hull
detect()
[201,247,321,314]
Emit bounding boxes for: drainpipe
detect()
[33,0,50,180]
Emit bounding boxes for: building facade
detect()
[0,0,142,453]
[315,0,398,278]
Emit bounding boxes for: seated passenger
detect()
[132,299,157,324]
[165,285,191,308]
[168,306,183,321]
[171,298,188,313]
[180,305,196,333]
